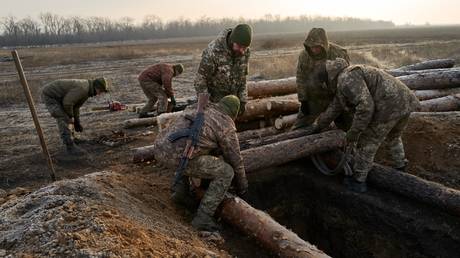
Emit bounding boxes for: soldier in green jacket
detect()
[42,78,109,155]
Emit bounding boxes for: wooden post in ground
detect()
[11,50,56,181]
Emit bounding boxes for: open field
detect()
[1,26,460,257]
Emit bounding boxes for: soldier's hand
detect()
[74,119,83,132]
[238,102,246,116]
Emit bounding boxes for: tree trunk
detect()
[274,113,298,130]
[240,128,313,150]
[123,117,157,129]
[237,126,280,142]
[419,94,460,112]
[132,145,156,163]
[242,130,346,172]
[238,98,300,122]
[368,164,460,217]
[394,59,455,71]
[414,88,460,101]
[219,195,331,258]
[387,68,460,77]
[247,77,296,98]
[399,70,460,90]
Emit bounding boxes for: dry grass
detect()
[249,54,298,79]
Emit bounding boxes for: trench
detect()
[241,158,460,258]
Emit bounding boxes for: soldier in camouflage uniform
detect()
[42,78,109,155]
[309,58,420,193]
[153,95,248,231]
[194,24,252,115]
[293,28,351,129]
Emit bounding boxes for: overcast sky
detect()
[1,0,459,25]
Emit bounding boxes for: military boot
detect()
[171,178,199,211]
[65,142,87,156]
[345,177,367,193]
[191,208,221,232]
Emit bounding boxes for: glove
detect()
[291,117,310,130]
[346,130,360,144]
[238,102,246,116]
[236,174,248,196]
[303,124,319,135]
[74,118,83,132]
[170,96,177,107]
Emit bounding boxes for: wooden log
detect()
[238,98,300,122]
[242,130,346,172]
[132,145,156,163]
[274,114,298,130]
[247,77,296,98]
[237,126,280,142]
[219,195,331,258]
[394,59,455,71]
[368,164,460,217]
[388,68,460,77]
[399,70,460,90]
[414,88,460,101]
[240,128,314,150]
[419,94,460,112]
[123,117,158,129]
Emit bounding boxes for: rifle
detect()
[168,93,209,189]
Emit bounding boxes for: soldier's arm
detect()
[342,73,375,136]
[62,88,84,119]
[194,49,216,95]
[316,95,344,130]
[161,67,174,98]
[237,51,250,103]
[296,51,314,103]
[217,126,246,185]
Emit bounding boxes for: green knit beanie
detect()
[230,24,252,47]
[93,77,109,92]
[173,64,184,75]
[218,95,240,118]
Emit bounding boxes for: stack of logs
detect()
[126,59,460,258]
[122,58,460,130]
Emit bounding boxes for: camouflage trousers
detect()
[42,94,72,145]
[353,114,410,182]
[139,80,168,115]
[184,155,234,216]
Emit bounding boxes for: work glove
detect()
[74,118,83,132]
[291,116,310,130]
[170,96,177,107]
[236,174,248,196]
[238,101,246,116]
[346,130,360,144]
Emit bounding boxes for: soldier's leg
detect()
[139,80,159,115]
[44,96,72,145]
[384,114,410,170]
[353,120,398,183]
[151,83,169,114]
[186,155,234,216]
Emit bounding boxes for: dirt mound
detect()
[0,171,229,257]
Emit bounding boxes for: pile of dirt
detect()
[0,171,230,257]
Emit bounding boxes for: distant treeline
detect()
[0,13,395,46]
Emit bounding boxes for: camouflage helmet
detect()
[218,95,240,119]
[173,64,184,76]
[93,77,109,92]
[326,58,349,82]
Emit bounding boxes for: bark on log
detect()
[238,98,300,122]
[414,88,460,101]
[388,68,460,77]
[242,130,346,172]
[394,59,455,71]
[247,77,296,98]
[419,94,460,112]
[219,195,331,258]
[240,128,314,150]
[368,164,460,217]
[399,70,460,90]
[132,145,156,163]
[237,126,280,142]
[274,114,298,130]
[123,117,158,129]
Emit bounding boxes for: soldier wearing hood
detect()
[194,24,252,115]
[308,58,420,193]
[293,28,350,129]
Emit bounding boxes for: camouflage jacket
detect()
[296,28,349,115]
[194,28,250,103]
[153,103,246,181]
[138,63,175,97]
[42,79,96,119]
[316,65,421,136]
